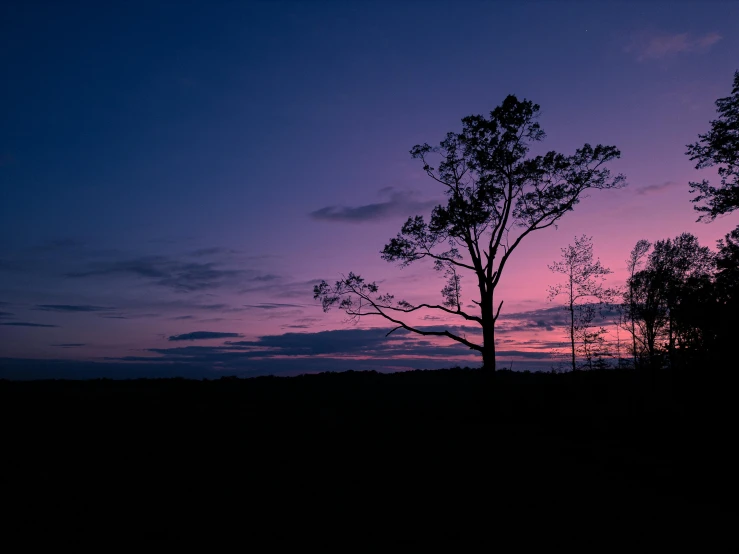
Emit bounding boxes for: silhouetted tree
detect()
[647,234,714,367]
[628,267,667,370]
[548,235,614,372]
[687,71,739,221]
[576,303,611,371]
[314,96,625,371]
[712,225,739,364]
[611,304,628,368]
[715,225,739,301]
[626,233,714,370]
[624,240,651,368]
[670,271,716,366]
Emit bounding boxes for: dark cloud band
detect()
[168,331,244,342]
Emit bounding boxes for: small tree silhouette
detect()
[624,240,651,369]
[548,235,615,372]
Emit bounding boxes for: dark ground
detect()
[1,368,736,545]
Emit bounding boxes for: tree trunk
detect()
[647,327,656,370]
[482,323,496,372]
[480,289,497,372]
[667,303,674,369]
[482,344,496,371]
[630,282,638,370]
[569,279,577,372]
[615,316,622,368]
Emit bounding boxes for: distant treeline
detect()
[554,228,739,377]
[619,229,738,375]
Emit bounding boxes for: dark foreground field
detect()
[1,368,736,545]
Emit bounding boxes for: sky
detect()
[1,0,737,378]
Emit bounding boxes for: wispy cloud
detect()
[310,187,438,223]
[238,278,323,299]
[636,181,680,196]
[188,247,238,257]
[51,343,86,348]
[98,312,160,320]
[497,306,569,333]
[66,255,249,292]
[243,303,306,310]
[1,322,58,328]
[168,331,244,342]
[281,317,321,330]
[625,30,722,61]
[497,305,619,335]
[34,304,116,312]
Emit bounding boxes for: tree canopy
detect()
[625,233,716,369]
[687,71,739,221]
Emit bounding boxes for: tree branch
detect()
[362,311,483,352]
[493,300,504,322]
[386,326,403,337]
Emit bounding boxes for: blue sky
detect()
[1,0,737,378]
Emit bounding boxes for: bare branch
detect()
[493,300,504,322]
[386,326,403,337]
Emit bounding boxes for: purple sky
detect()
[1,1,737,378]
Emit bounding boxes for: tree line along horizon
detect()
[314,71,739,374]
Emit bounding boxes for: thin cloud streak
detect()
[66,255,251,293]
[243,303,307,310]
[310,188,438,223]
[35,304,116,312]
[168,331,244,342]
[1,322,58,328]
[625,30,722,61]
[636,181,681,196]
